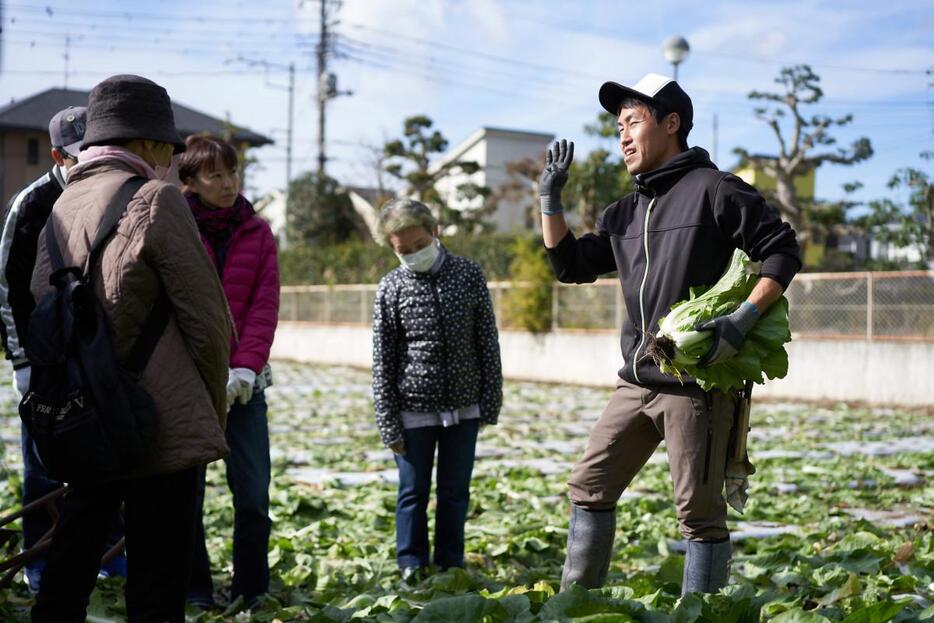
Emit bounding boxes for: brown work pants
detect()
[568,379,735,542]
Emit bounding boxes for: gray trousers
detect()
[568,379,735,542]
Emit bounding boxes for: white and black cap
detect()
[48,106,87,158]
[599,73,693,133]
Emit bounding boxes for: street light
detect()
[661,36,690,81]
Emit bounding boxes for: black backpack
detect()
[19,177,170,484]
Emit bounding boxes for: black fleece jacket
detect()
[547,147,801,389]
[0,166,65,368]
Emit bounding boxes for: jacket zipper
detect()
[632,191,658,384]
[429,276,451,407]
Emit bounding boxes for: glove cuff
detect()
[540,195,564,215]
[732,301,760,334]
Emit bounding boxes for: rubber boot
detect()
[560,505,616,591]
[681,539,732,595]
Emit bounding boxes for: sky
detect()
[1,0,931,213]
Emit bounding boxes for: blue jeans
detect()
[189,390,271,603]
[393,419,479,570]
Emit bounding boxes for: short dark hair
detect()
[177,135,238,182]
[618,97,689,150]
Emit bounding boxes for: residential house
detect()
[431,127,554,232]
[0,87,272,204]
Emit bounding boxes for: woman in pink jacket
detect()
[178,135,280,610]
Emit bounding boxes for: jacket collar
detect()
[51,164,67,189]
[632,147,717,197]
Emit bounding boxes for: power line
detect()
[336,47,580,106]
[3,3,306,24]
[7,3,928,78]
[4,18,317,43]
[2,36,309,61]
[336,36,593,95]
[344,22,608,81]
[488,7,930,77]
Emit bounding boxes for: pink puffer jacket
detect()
[191,195,280,374]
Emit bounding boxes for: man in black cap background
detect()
[29,74,231,623]
[0,106,130,592]
[539,73,801,595]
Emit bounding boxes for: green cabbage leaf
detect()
[650,248,792,392]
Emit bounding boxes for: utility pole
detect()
[64,35,71,88]
[316,0,328,182]
[226,55,296,201]
[314,0,351,187]
[286,62,295,193]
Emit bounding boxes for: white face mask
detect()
[398,239,440,273]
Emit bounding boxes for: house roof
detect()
[0,88,272,147]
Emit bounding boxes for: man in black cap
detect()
[0,106,130,592]
[539,73,801,595]
[29,75,231,623]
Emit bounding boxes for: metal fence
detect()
[280,270,934,341]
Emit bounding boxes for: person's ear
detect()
[50,148,65,167]
[666,112,681,137]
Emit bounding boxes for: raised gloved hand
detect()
[695,301,760,367]
[226,367,256,407]
[12,366,30,398]
[539,139,574,215]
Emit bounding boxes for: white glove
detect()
[12,367,30,398]
[227,367,256,406]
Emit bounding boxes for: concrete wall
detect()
[271,322,934,406]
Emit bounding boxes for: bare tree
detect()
[488,155,544,231]
[733,65,873,236]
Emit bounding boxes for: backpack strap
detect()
[44,176,148,277]
[49,175,170,377]
[86,176,149,278]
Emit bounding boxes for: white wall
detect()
[432,128,553,232]
[271,323,934,407]
[483,132,551,231]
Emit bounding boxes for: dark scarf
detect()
[185,192,254,247]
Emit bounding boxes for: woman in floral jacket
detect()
[372,198,502,583]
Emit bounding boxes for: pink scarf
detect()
[71,145,158,180]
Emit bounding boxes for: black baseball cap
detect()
[599,73,693,134]
[48,106,87,158]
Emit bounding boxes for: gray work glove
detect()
[695,301,760,367]
[539,139,574,215]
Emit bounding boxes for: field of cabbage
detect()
[0,362,931,622]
